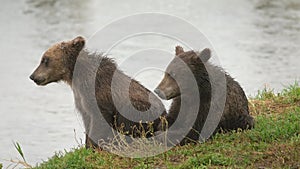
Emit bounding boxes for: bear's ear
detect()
[72,36,85,51]
[175,46,184,56]
[196,48,211,62]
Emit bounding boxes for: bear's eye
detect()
[41,58,49,66]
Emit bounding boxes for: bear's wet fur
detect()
[30,36,170,149]
[155,46,254,145]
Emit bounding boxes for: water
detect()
[0,0,299,167]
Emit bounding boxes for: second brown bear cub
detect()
[155,46,254,145]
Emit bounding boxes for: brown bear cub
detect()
[155,46,254,145]
[30,36,170,148]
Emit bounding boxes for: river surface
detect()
[0,0,299,167]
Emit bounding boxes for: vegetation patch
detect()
[6,83,300,168]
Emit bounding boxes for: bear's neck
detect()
[64,51,118,89]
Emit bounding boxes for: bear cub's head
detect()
[30,36,85,86]
[155,46,211,100]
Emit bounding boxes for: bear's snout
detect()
[30,74,46,85]
[29,74,35,81]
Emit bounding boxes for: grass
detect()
[13,142,27,163]
[8,82,300,168]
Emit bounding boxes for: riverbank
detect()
[5,83,300,168]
